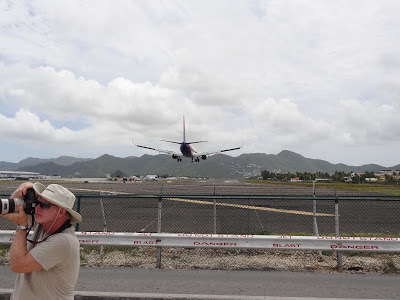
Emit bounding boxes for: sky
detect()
[0,0,399,167]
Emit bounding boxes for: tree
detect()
[333,171,346,182]
[261,170,275,180]
[364,171,376,178]
[385,174,396,182]
[351,173,360,184]
[111,170,127,178]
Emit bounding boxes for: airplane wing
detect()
[135,143,178,156]
[136,143,184,161]
[195,145,243,159]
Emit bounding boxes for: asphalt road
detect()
[0,265,398,299]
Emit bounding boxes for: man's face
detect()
[35,197,61,225]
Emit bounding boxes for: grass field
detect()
[246,180,400,196]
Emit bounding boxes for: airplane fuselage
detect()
[180,143,196,158]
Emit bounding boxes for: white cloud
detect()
[330,99,400,145]
[0,109,75,142]
[1,1,400,166]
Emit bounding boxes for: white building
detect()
[0,171,40,179]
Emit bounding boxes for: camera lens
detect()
[1,198,23,214]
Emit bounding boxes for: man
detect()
[1,182,82,300]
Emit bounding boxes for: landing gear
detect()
[173,154,182,162]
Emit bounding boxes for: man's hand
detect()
[10,182,35,200]
[0,182,34,226]
[0,204,29,226]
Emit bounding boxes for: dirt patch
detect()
[76,247,400,274]
[1,243,399,274]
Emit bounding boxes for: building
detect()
[0,171,40,179]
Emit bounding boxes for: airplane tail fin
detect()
[183,115,186,143]
[158,116,207,145]
[183,116,207,144]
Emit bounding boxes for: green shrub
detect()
[383,259,398,274]
[0,245,10,257]
[252,229,272,235]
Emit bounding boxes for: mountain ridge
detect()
[0,150,398,179]
[0,156,91,170]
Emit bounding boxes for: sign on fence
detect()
[1,231,399,252]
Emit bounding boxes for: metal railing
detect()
[1,231,399,252]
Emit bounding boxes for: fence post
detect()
[334,186,343,271]
[100,197,108,232]
[99,196,108,255]
[312,181,319,236]
[156,184,163,268]
[213,183,217,234]
[75,195,81,231]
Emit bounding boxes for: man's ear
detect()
[58,208,68,218]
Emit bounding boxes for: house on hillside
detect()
[375,170,400,181]
[144,175,158,181]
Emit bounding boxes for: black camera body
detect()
[0,188,38,215]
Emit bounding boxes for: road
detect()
[0,265,398,299]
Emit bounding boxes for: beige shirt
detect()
[11,225,80,300]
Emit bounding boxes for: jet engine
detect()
[201,155,207,160]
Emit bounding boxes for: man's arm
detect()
[10,228,43,273]
[0,182,43,273]
[1,204,43,273]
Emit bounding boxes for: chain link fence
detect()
[2,193,399,236]
[1,181,400,273]
[73,193,400,273]
[61,194,399,237]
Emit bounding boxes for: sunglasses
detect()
[37,199,55,210]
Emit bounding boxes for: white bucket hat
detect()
[33,182,82,224]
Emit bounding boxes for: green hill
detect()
[5,150,397,179]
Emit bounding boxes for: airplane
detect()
[134,116,242,162]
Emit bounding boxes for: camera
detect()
[0,188,38,215]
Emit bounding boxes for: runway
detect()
[0,180,398,235]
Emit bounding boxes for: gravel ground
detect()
[82,247,400,274]
[1,247,399,274]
